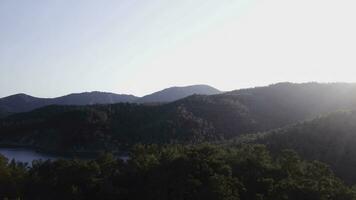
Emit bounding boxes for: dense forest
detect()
[259,111,356,184]
[1,82,356,153]
[2,82,356,199]
[1,144,355,200]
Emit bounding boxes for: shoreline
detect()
[0,144,129,159]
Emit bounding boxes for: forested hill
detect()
[0,85,221,115]
[259,111,356,184]
[227,82,356,129]
[1,82,356,153]
[135,84,221,103]
[0,92,138,114]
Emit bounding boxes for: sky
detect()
[1,0,356,98]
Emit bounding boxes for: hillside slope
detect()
[227,82,356,129]
[260,111,356,184]
[2,82,356,153]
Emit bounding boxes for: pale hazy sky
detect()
[1,0,356,98]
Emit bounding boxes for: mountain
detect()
[0,85,221,114]
[2,82,356,153]
[259,111,356,184]
[226,82,356,129]
[0,92,138,114]
[135,85,221,103]
[0,94,50,114]
[52,92,138,105]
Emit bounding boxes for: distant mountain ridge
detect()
[0,92,138,114]
[52,92,138,105]
[135,85,221,103]
[0,94,51,114]
[0,85,221,114]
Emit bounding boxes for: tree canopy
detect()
[0,144,355,200]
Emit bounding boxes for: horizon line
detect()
[1,81,356,99]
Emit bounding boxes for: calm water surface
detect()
[0,147,129,164]
[0,147,58,163]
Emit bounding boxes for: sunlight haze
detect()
[1,0,356,97]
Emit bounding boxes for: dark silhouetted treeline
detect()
[1,144,355,200]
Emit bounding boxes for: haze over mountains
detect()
[0,92,137,114]
[260,110,356,184]
[4,82,356,194]
[3,0,356,198]
[0,85,221,114]
[2,82,356,153]
[136,85,221,103]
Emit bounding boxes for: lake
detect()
[0,147,59,163]
[0,147,129,164]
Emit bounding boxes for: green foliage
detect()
[260,111,356,184]
[2,82,356,153]
[0,144,354,200]
[2,83,356,199]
